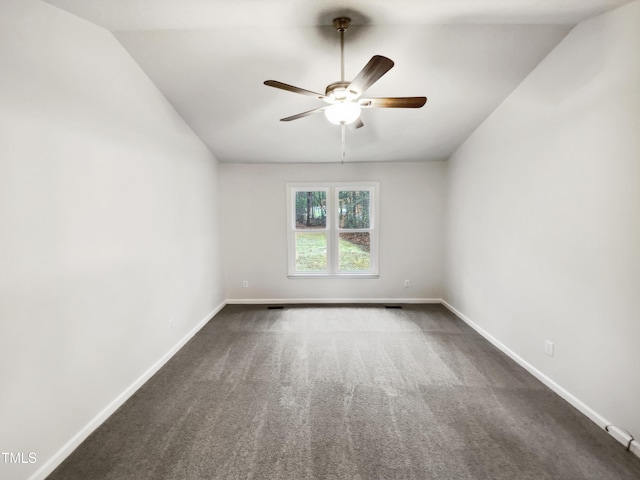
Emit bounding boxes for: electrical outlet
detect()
[404,280,410,287]
[242,280,249,288]
[544,340,554,357]
[169,318,174,330]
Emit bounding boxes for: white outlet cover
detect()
[544,340,554,356]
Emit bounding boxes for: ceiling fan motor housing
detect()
[325,81,358,100]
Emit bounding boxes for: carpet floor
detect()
[47,304,640,479]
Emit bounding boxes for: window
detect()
[287,182,379,277]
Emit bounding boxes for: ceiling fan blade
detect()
[347,55,394,98]
[360,97,427,108]
[280,107,327,122]
[348,118,364,129]
[264,80,328,101]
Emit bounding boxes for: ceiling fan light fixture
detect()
[324,101,361,125]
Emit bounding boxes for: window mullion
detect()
[328,187,338,274]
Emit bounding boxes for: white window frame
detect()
[286,182,379,278]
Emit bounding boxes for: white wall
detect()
[444,0,640,438]
[220,162,446,302]
[0,2,224,479]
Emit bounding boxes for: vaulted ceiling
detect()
[45,0,632,163]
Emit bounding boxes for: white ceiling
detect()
[45,0,632,163]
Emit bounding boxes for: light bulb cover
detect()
[324,101,361,125]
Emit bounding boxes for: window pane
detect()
[338,190,370,229]
[295,232,327,271]
[339,232,370,271]
[295,191,326,229]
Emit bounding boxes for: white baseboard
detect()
[631,440,640,457]
[28,301,226,480]
[225,297,442,305]
[440,299,640,460]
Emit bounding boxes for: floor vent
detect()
[267,305,285,310]
[385,305,403,309]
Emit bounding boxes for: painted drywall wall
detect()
[0,2,224,479]
[220,162,446,301]
[444,0,640,437]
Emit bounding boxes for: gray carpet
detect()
[47,304,640,479]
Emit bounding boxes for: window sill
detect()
[288,273,380,279]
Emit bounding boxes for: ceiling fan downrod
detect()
[333,17,351,82]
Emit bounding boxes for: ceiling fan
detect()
[264,17,427,132]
